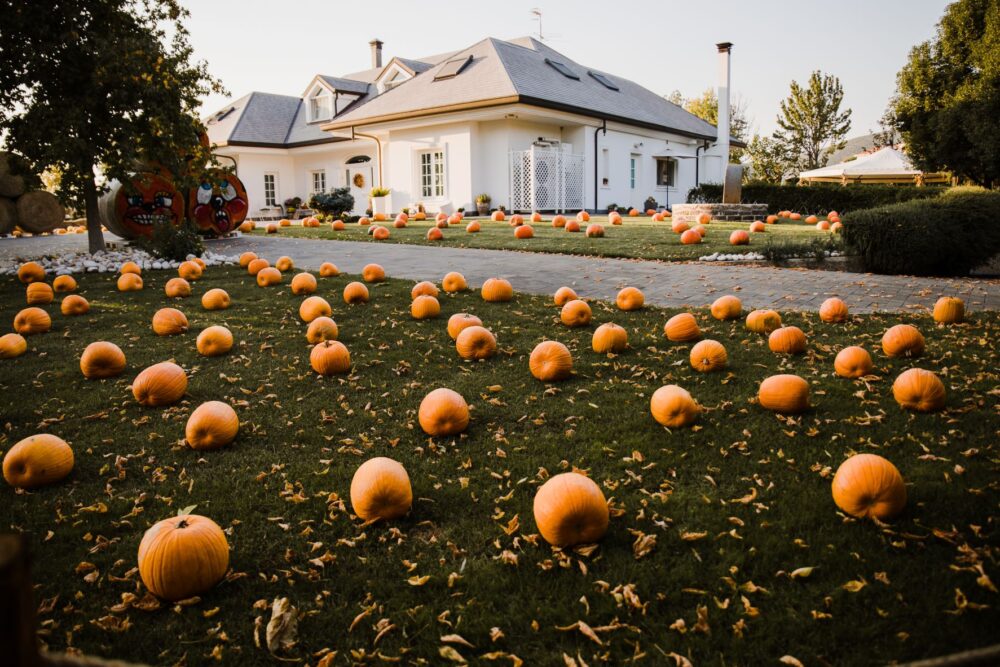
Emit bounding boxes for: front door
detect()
[347,165,373,214]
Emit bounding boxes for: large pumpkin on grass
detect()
[834,346,873,379]
[14,307,52,335]
[310,340,351,375]
[117,273,143,292]
[533,472,609,547]
[165,278,192,298]
[680,229,701,244]
[482,278,513,302]
[456,326,497,360]
[514,224,534,239]
[275,256,294,272]
[350,457,412,521]
[26,282,54,305]
[53,275,77,293]
[427,227,444,240]
[238,252,257,268]
[881,324,925,358]
[247,258,269,276]
[132,362,188,407]
[320,262,340,277]
[343,282,370,304]
[711,295,743,321]
[586,223,605,238]
[933,297,965,324]
[650,385,700,427]
[185,401,239,450]
[306,317,339,344]
[0,333,27,359]
[819,297,849,323]
[831,454,906,520]
[362,263,386,283]
[758,374,809,413]
[61,295,89,316]
[560,299,592,327]
[442,272,467,292]
[892,368,945,412]
[17,261,46,283]
[256,267,282,287]
[447,313,483,339]
[551,215,567,228]
[299,296,332,323]
[768,326,807,354]
[138,514,229,601]
[418,388,470,436]
[616,287,644,311]
[529,341,573,381]
[411,281,439,299]
[3,434,74,489]
[689,339,727,372]
[664,313,700,342]
[592,323,628,353]
[291,272,317,295]
[201,289,231,310]
[177,261,202,281]
[152,308,188,336]
[565,220,581,232]
[411,295,441,320]
[746,309,782,334]
[729,230,750,245]
[80,341,126,379]
[196,326,233,357]
[554,286,578,306]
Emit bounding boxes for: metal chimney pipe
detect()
[369,39,383,69]
[716,42,733,182]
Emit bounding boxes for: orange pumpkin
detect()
[551,215,567,228]
[196,326,233,357]
[418,388,470,436]
[185,401,239,450]
[608,211,623,225]
[177,260,202,281]
[17,261,46,283]
[426,227,444,240]
[132,362,188,407]
[881,324,925,358]
[831,454,906,520]
[310,340,351,375]
[576,211,590,222]
[411,295,441,319]
[616,287,644,311]
[892,368,945,412]
[0,333,27,359]
[680,229,701,244]
[358,216,371,226]
[749,221,766,233]
[834,346,873,379]
[592,323,628,354]
[529,340,573,381]
[565,220,581,232]
[664,313,701,342]
[80,341,126,379]
[447,213,462,225]
[281,218,293,226]
[320,262,340,277]
[560,299,592,327]
[533,472,609,547]
[393,216,407,228]
[758,374,810,413]
[152,308,188,336]
[350,457,412,521]
[373,225,390,239]
[816,220,831,231]
[819,297,849,323]
[554,286,578,306]
[239,221,255,232]
[61,295,89,316]
[306,317,339,344]
[2,434,74,489]
[284,272,316,296]
[53,275,77,293]
[710,295,743,321]
[766,215,778,224]
[466,221,481,233]
[482,278,514,302]
[343,281,370,304]
[26,282,54,304]
[513,224,533,239]
[491,210,506,222]
[247,258,269,276]
[138,514,229,601]
[120,261,142,275]
[165,278,192,298]
[768,326,807,354]
[689,339,727,372]
[201,288,230,310]
[442,272,467,292]
[362,263,386,282]
[117,273,143,292]
[830,221,843,233]
[274,256,293,272]
[671,219,689,234]
[411,281,439,299]
[510,214,524,226]
[698,212,711,225]
[650,385,701,427]
[585,223,605,237]
[729,230,750,245]
[296,297,332,324]
[790,212,802,221]
[531,212,543,223]
[693,224,708,238]
[805,215,818,224]
[933,297,965,324]
[456,325,497,360]
[447,313,483,340]
[746,309,782,334]
[14,307,51,335]
[256,267,282,287]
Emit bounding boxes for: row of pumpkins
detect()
[1,255,966,603]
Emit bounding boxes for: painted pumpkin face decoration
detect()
[189,171,248,235]
[117,173,185,238]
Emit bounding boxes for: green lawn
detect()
[2,264,997,666]
[250,215,840,262]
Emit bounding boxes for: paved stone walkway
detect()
[3,233,999,313]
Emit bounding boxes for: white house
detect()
[205,37,740,216]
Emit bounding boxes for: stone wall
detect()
[672,203,768,225]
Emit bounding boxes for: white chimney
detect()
[716,42,732,183]
[369,38,383,69]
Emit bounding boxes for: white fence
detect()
[509,147,585,213]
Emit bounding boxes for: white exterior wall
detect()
[383,121,474,213]
[594,127,699,212]
[216,147,295,213]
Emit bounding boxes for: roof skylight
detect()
[434,55,473,81]
[545,58,579,80]
[588,70,619,91]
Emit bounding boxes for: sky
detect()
[185,0,950,139]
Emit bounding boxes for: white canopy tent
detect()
[798,147,949,185]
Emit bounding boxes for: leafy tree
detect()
[744,135,790,183]
[871,106,901,149]
[891,0,1000,186]
[0,0,224,252]
[663,90,684,105]
[773,71,852,172]
[682,89,751,162]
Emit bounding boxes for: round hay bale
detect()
[16,190,65,233]
[0,197,18,234]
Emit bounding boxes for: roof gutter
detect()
[594,119,606,211]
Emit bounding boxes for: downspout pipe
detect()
[694,140,709,187]
[352,127,383,187]
[593,119,606,212]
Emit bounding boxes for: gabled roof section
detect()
[316,75,370,96]
[204,92,340,147]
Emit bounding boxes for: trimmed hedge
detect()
[687,183,948,214]
[841,189,1000,276]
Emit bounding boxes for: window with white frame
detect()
[311,170,326,195]
[655,158,676,187]
[307,85,333,123]
[601,148,609,186]
[419,150,445,198]
[263,173,277,206]
[630,155,639,189]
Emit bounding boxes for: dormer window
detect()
[376,62,413,94]
[307,84,333,123]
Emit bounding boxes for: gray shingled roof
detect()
[204,91,340,147]
[317,76,371,96]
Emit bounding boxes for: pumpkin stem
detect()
[177,519,189,529]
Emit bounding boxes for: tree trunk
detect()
[0,534,41,666]
[0,197,18,234]
[84,175,105,254]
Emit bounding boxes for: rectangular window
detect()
[630,156,638,189]
[311,170,326,195]
[309,95,333,122]
[419,150,445,198]
[656,159,676,187]
[263,173,277,206]
[601,149,609,187]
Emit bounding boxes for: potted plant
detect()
[283,196,302,216]
[370,187,391,217]
[476,193,491,216]
[606,203,619,213]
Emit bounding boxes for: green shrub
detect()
[309,187,354,216]
[138,219,203,261]
[759,236,844,264]
[841,191,1000,276]
[687,183,948,214]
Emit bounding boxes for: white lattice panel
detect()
[509,148,586,213]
